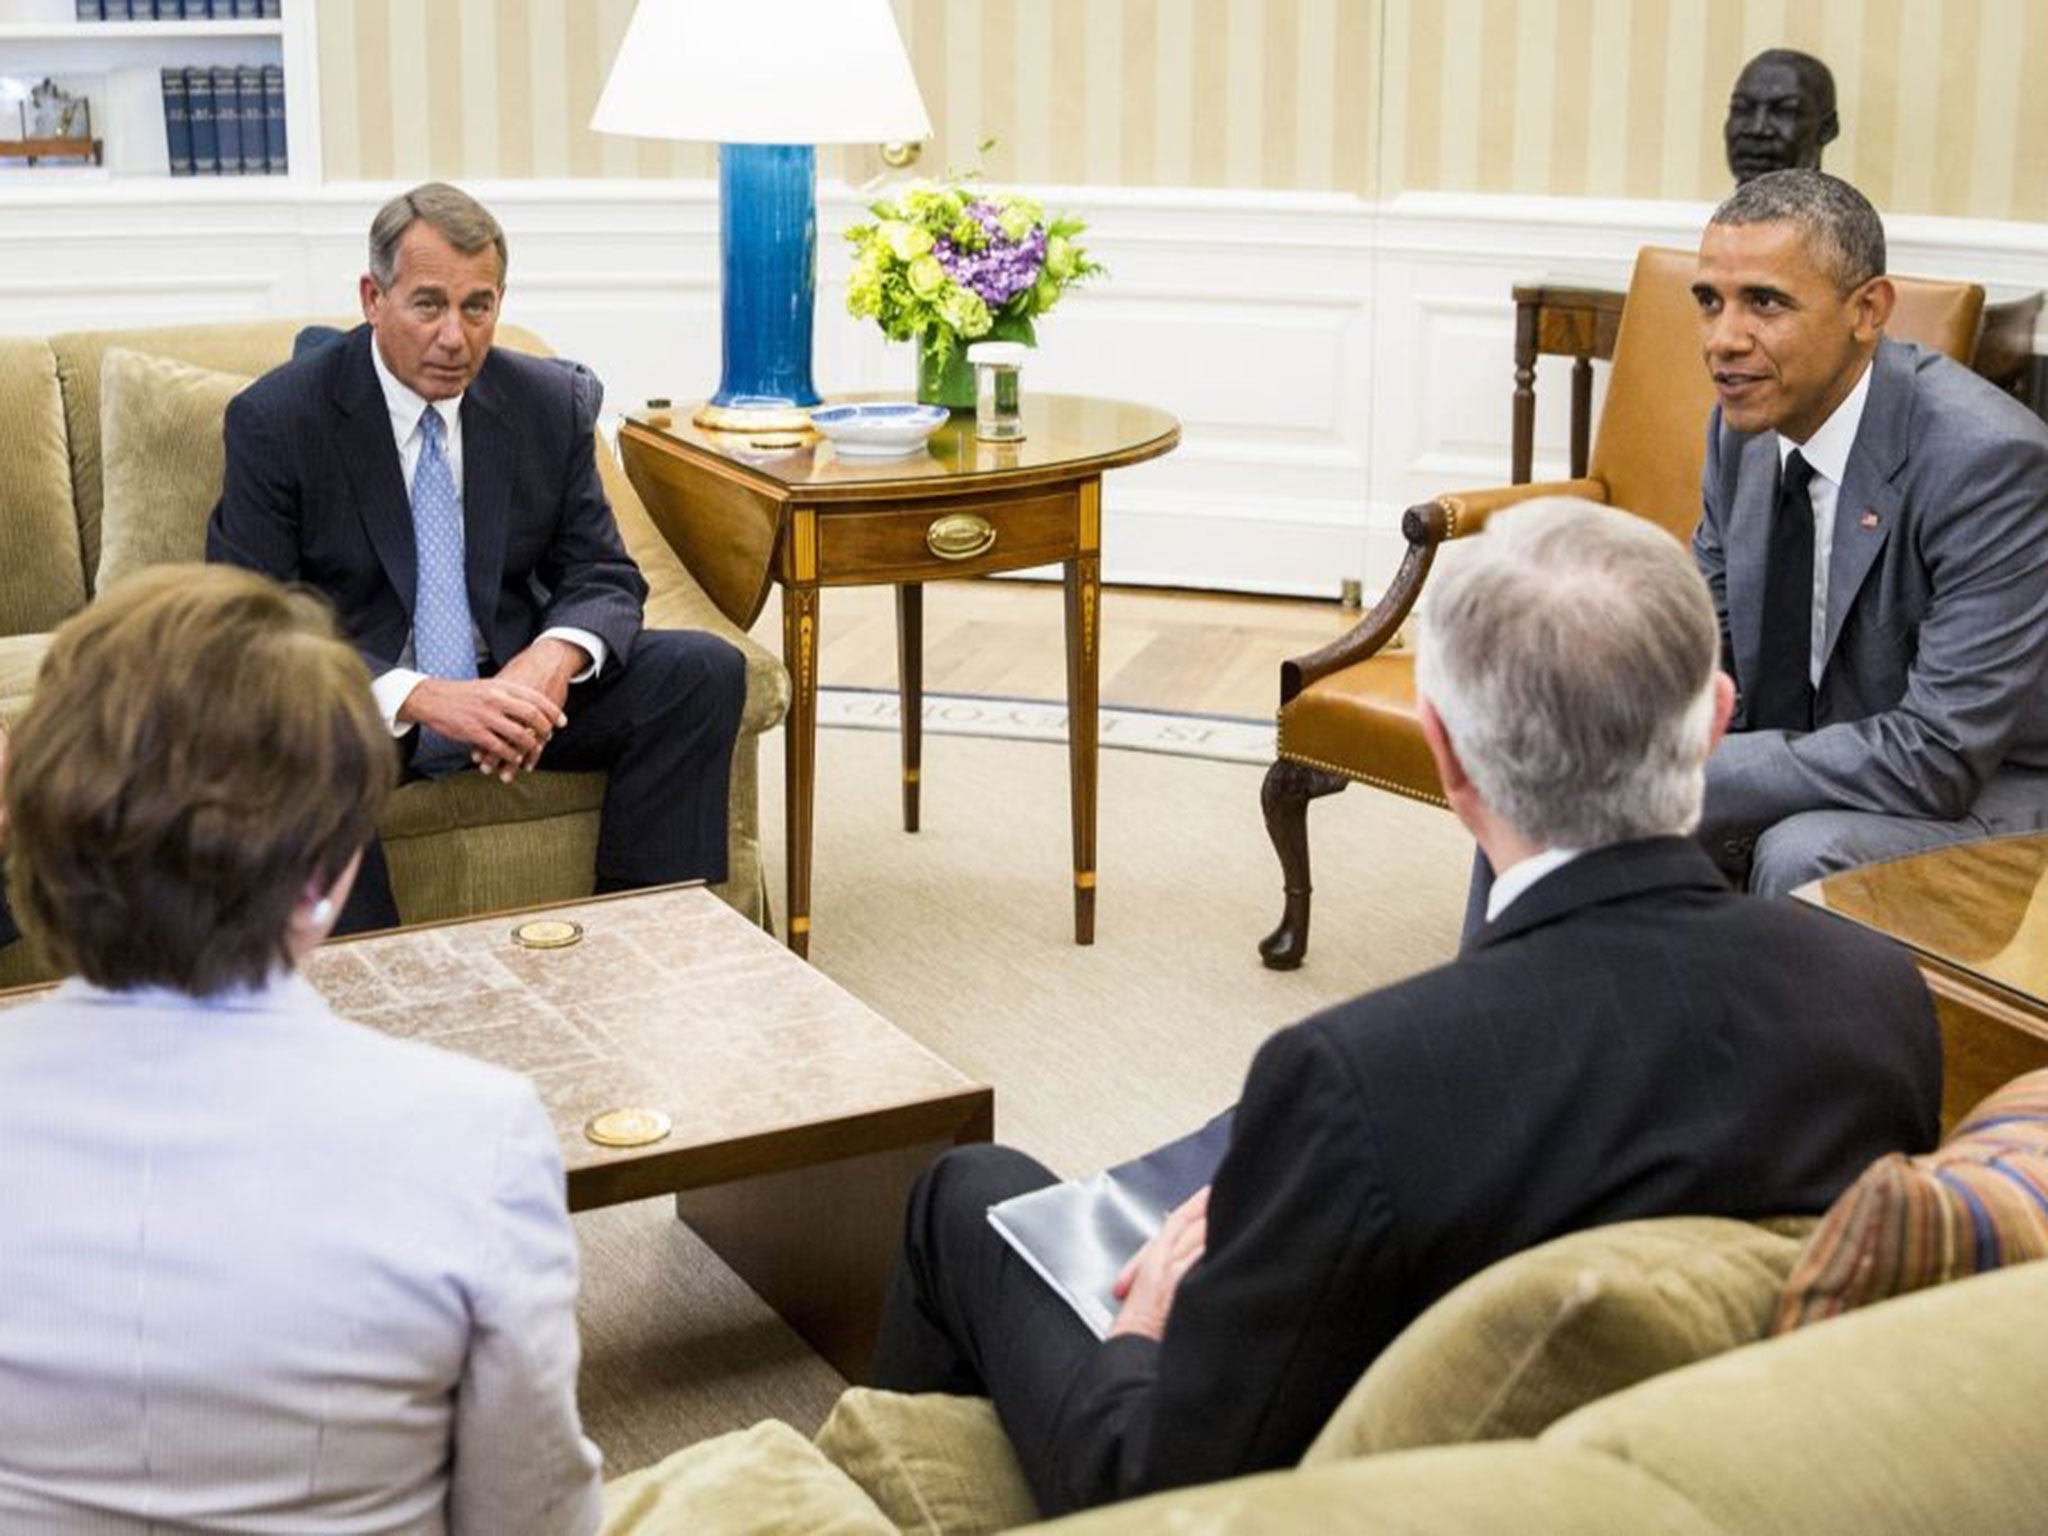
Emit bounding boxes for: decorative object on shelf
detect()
[809,401,949,458]
[846,169,1102,409]
[0,75,101,168]
[591,0,930,434]
[968,340,1028,442]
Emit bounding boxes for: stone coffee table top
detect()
[298,884,990,1207]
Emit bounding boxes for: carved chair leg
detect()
[1257,759,1350,971]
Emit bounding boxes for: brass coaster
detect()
[585,1107,673,1149]
[512,918,583,950]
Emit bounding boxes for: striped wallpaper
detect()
[318,0,2048,223]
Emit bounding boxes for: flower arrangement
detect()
[845,174,1102,403]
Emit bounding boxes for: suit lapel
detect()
[458,359,511,663]
[1820,340,1911,677]
[1724,430,1782,708]
[334,329,418,612]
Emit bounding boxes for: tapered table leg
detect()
[783,583,820,958]
[897,583,923,833]
[1065,481,1102,944]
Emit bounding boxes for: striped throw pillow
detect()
[1774,1070,2048,1331]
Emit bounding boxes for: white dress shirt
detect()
[367,341,605,734]
[1776,361,1873,688]
[1486,845,1583,923]
[0,972,602,1534]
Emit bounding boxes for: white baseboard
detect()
[1,181,2039,597]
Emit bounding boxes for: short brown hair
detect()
[368,181,508,289]
[6,565,394,995]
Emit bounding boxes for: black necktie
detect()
[1752,450,1816,732]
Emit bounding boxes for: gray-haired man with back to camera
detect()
[869,498,1940,1518]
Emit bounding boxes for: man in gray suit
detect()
[1690,169,2048,896]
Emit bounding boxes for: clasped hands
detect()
[398,637,585,782]
[1107,1185,1210,1342]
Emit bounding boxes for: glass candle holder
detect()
[967,342,1028,442]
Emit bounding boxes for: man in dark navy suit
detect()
[208,182,744,930]
[872,498,1941,1516]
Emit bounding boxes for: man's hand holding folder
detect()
[1108,1186,1210,1340]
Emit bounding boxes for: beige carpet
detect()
[574,723,1472,1474]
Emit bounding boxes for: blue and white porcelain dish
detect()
[810,402,951,457]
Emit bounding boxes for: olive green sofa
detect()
[594,1216,2048,1535]
[0,318,787,985]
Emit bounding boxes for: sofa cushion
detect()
[1303,1216,1809,1463]
[50,320,320,588]
[1775,1068,2048,1331]
[378,770,607,925]
[599,1419,895,1535]
[98,348,254,593]
[815,1388,1038,1536]
[0,338,90,635]
[1545,1261,2048,1536]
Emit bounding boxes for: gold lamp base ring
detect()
[693,400,818,435]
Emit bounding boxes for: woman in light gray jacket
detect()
[0,564,601,1535]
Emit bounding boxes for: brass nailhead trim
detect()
[1274,744,1450,811]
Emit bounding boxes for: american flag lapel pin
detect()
[1859,510,1880,530]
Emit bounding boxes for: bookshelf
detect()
[0,0,316,185]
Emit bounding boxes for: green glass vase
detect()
[916,330,977,410]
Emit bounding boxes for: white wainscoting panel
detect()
[0,182,2039,598]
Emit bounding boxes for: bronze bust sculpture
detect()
[1725,49,1839,183]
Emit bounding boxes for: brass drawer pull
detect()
[926,512,997,561]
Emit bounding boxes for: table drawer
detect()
[813,488,1081,582]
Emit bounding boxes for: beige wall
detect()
[1387,0,2048,221]
[319,0,2046,223]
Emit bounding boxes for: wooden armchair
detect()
[1257,246,1987,969]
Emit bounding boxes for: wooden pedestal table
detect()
[1795,831,2048,1134]
[619,395,1181,958]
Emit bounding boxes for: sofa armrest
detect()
[596,430,789,737]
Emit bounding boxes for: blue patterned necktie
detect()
[410,405,477,777]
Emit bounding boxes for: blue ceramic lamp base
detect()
[695,143,824,433]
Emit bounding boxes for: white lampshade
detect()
[591,0,931,145]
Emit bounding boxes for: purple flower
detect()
[935,201,1047,309]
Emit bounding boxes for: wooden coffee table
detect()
[6,886,991,1380]
[1796,832,2048,1132]
[618,394,1181,958]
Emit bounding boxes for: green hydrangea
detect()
[844,167,1103,360]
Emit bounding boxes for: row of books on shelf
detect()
[76,1,282,18]
[161,64,284,176]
